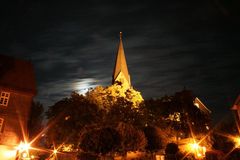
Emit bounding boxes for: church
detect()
[86,32,143,109]
[112,32,131,89]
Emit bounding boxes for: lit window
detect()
[0,118,4,132]
[0,92,10,106]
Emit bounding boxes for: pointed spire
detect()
[112,32,131,87]
[120,31,123,40]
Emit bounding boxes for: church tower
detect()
[112,32,131,88]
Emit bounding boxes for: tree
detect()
[116,122,147,156]
[46,92,103,149]
[144,126,163,153]
[28,101,44,140]
[144,90,211,138]
[170,90,211,135]
[86,83,143,110]
[104,98,146,127]
[79,127,120,158]
[143,97,171,128]
[165,143,179,155]
[165,143,181,160]
[143,126,163,160]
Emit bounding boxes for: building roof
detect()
[112,32,131,85]
[0,54,36,95]
[231,95,240,110]
[175,89,211,114]
[194,97,211,114]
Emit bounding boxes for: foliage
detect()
[144,90,211,138]
[28,101,44,139]
[143,97,171,128]
[79,127,120,155]
[116,122,147,154]
[86,83,143,110]
[143,126,163,153]
[211,118,237,154]
[46,92,103,148]
[45,87,213,158]
[104,98,146,127]
[165,143,179,155]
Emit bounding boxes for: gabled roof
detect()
[112,32,131,85]
[194,97,211,114]
[231,95,240,110]
[0,54,36,95]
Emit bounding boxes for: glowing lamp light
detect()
[1,149,16,158]
[16,141,31,159]
[234,137,240,147]
[17,141,30,151]
[22,152,28,158]
[53,149,58,154]
[187,142,206,159]
[197,153,203,158]
[189,143,199,151]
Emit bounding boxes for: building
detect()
[0,54,36,159]
[112,32,131,89]
[86,32,143,110]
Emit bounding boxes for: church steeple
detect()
[112,32,131,88]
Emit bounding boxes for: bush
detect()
[79,127,120,156]
[165,143,179,155]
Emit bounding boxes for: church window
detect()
[0,92,10,107]
[0,118,4,133]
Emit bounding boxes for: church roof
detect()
[112,32,130,85]
[0,54,36,95]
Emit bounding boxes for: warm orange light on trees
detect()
[233,137,240,147]
[186,142,206,159]
[17,141,30,152]
[53,149,58,154]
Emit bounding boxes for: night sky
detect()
[0,0,239,123]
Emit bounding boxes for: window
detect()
[0,92,10,106]
[0,118,4,133]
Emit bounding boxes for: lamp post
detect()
[186,140,206,160]
[16,141,31,160]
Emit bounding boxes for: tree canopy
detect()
[79,127,120,155]
[45,88,212,157]
[86,83,143,110]
[117,122,147,154]
[46,92,103,148]
[144,90,211,138]
[28,101,44,140]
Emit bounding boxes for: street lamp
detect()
[233,137,240,148]
[186,142,206,159]
[16,141,31,160]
